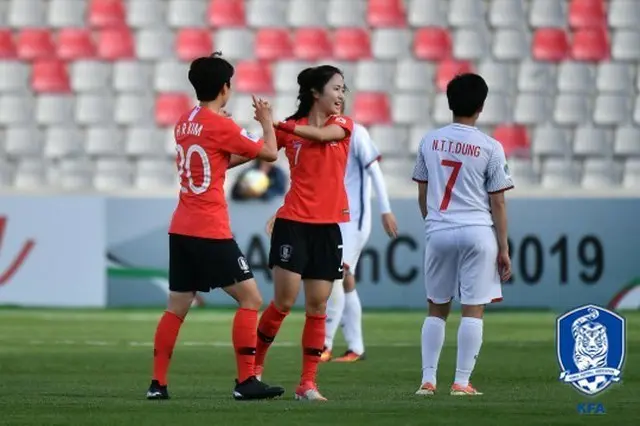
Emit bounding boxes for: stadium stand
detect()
[0,0,638,195]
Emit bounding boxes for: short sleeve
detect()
[326,114,354,137]
[486,143,514,193]
[218,119,264,159]
[412,138,428,183]
[354,125,381,167]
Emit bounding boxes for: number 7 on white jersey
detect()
[440,160,462,211]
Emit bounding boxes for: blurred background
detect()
[0,0,639,312]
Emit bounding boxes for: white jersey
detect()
[412,123,514,234]
[344,123,380,228]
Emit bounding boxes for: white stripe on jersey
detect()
[412,123,514,234]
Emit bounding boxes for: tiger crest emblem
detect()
[557,305,625,395]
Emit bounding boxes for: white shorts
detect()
[424,226,503,306]
[339,220,371,273]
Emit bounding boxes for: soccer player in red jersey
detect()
[146,53,285,401]
[253,66,353,401]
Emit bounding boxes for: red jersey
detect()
[169,106,264,239]
[276,114,353,224]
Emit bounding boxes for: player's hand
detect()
[252,95,273,125]
[497,250,512,282]
[381,213,398,238]
[265,215,276,236]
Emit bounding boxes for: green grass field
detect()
[0,309,637,425]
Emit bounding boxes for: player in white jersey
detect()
[321,122,398,363]
[411,74,513,396]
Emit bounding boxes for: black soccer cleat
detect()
[146,380,170,400]
[233,376,285,401]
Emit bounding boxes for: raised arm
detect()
[275,115,352,144]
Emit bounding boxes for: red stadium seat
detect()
[88,0,127,28]
[57,28,96,60]
[235,61,273,93]
[176,29,213,61]
[367,0,406,27]
[97,28,135,60]
[32,59,71,93]
[334,28,371,60]
[569,0,606,29]
[156,93,193,126]
[255,29,293,61]
[435,59,474,92]
[493,125,530,158]
[0,30,16,59]
[532,28,570,62]
[353,92,391,125]
[414,27,451,61]
[572,28,609,61]
[208,0,246,27]
[293,28,332,60]
[16,29,56,61]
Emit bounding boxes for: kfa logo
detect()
[557,304,625,395]
[280,244,292,263]
[0,217,35,286]
[237,256,250,274]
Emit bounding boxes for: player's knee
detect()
[273,297,295,312]
[239,293,262,310]
[461,304,484,319]
[305,300,327,316]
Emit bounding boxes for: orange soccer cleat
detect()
[450,383,483,396]
[332,350,366,363]
[320,347,332,362]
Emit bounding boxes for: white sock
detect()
[324,279,345,350]
[454,317,483,387]
[421,316,446,386]
[342,290,364,355]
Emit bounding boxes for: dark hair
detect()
[188,52,234,102]
[287,65,345,121]
[446,73,488,118]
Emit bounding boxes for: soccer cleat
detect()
[415,382,436,395]
[450,383,483,396]
[233,376,285,401]
[255,364,263,381]
[294,382,328,401]
[320,347,332,362]
[146,380,169,400]
[332,350,366,363]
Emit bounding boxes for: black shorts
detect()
[169,234,254,292]
[268,218,343,281]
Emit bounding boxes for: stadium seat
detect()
[372,29,411,59]
[532,28,569,62]
[435,59,474,92]
[88,0,127,28]
[353,92,391,125]
[355,61,393,91]
[36,94,74,125]
[478,61,513,94]
[168,0,207,28]
[453,28,488,60]
[541,158,580,187]
[623,159,640,187]
[493,125,530,158]
[582,159,621,188]
[208,0,246,27]
[327,0,366,27]
[0,30,16,59]
[593,94,631,125]
[408,124,433,154]
[609,0,640,29]
[56,159,94,190]
[274,60,312,92]
[611,31,640,61]
[529,0,566,28]
[31,60,71,93]
[293,29,332,60]
[514,93,550,125]
[234,61,273,93]
[94,158,133,191]
[127,0,166,29]
[273,94,297,124]
[557,61,594,94]
[14,159,47,189]
[554,94,590,126]
[492,28,530,61]
[635,96,640,125]
[16,29,55,61]
[507,158,539,186]
[477,95,510,126]
[114,94,154,125]
[48,0,87,28]
[571,28,609,61]
[247,0,287,28]
[8,0,46,28]
[614,125,640,156]
[568,0,606,29]
[227,94,254,125]
[489,0,526,28]
[5,127,43,157]
[215,29,254,60]
[334,28,371,60]
[432,93,451,124]
[76,93,114,125]
[0,95,33,124]
[135,159,178,190]
[408,0,446,27]
[175,29,214,61]
[448,0,484,28]
[57,29,96,60]
[154,61,191,93]
[596,62,633,93]
[255,29,293,61]
[125,127,163,156]
[395,59,434,92]
[369,125,408,156]
[97,28,135,60]
[518,60,554,93]
[113,61,152,93]
[413,28,451,61]
[44,126,83,158]
[288,0,327,27]
[136,29,174,60]
[155,93,192,126]
[367,0,406,27]
[86,126,124,156]
[392,93,429,125]
[573,125,611,157]
[0,62,30,92]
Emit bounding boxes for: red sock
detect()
[255,302,288,368]
[301,313,326,384]
[152,311,183,386]
[233,308,258,383]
